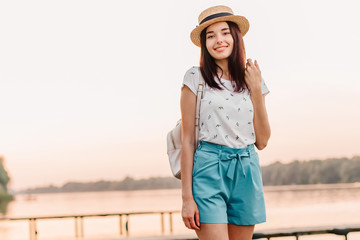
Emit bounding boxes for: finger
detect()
[195,210,201,228]
[190,217,200,230]
[183,219,191,229]
[254,60,261,71]
[247,59,255,68]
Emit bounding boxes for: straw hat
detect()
[190,5,250,47]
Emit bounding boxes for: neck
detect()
[215,59,230,80]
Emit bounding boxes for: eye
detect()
[206,35,214,39]
[224,31,231,35]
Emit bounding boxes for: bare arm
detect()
[180,85,196,200]
[245,59,271,150]
[251,93,271,150]
[180,85,200,230]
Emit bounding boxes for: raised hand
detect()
[244,58,262,95]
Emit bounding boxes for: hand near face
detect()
[244,59,262,95]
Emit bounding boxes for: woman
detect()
[180,5,270,240]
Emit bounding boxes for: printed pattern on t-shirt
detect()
[181,66,270,148]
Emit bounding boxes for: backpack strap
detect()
[194,71,205,148]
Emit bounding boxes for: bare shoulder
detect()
[181,84,196,105]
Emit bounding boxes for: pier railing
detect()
[0,210,181,240]
[253,225,360,240]
[1,211,359,240]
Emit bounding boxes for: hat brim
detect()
[190,15,249,47]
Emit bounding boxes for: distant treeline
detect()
[19,156,360,194]
[19,176,181,194]
[262,156,360,185]
[0,156,12,200]
[0,156,13,215]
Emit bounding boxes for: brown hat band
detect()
[199,12,233,25]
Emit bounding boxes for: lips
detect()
[215,46,228,52]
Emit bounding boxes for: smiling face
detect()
[205,21,234,63]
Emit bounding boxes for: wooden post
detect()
[74,217,79,238]
[160,212,165,234]
[29,218,33,240]
[80,216,84,238]
[125,214,129,236]
[33,218,38,240]
[119,215,123,235]
[169,212,173,233]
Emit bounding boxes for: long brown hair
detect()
[199,21,248,92]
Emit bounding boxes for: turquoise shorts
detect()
[192,140,266,225]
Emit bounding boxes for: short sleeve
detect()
[261,76,270,96]
[181,66,201,96]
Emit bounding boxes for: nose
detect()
[215,33,224,44]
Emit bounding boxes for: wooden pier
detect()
[83,225,360,240]
[0,210,180,239]
[81,225,360,240]
[1,211,360,240]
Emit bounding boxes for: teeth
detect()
[216,46,226,51]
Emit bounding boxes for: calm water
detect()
[1,184,360,240]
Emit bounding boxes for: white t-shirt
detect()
[181,66,270,148]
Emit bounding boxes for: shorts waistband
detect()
[198,140,255,152]
[197,140,256,180]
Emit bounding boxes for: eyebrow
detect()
[206,28,230,34]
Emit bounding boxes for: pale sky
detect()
[1,0,359,190]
